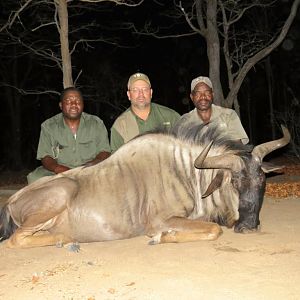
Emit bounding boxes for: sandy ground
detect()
[0,194,299,300]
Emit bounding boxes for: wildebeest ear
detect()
[261,162,285,173]
[202,171,224,198]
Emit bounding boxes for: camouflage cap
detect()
[127,72,151,89]
[191,76,213,91]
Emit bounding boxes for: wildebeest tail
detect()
[0,204,17,242]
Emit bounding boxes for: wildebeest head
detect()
[192,125,290,233]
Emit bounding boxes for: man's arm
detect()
[170,111,181,126]
[81,116,111,167]
[37,122,70,173]
[110,127,125,153]
[83,151,111,167]
[227,110,249,144]
[41,156,70,174]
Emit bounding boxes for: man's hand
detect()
[83,151,111,168]
[54,165,70,174]
[42,156,70,174]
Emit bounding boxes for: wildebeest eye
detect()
[231,175,247,191]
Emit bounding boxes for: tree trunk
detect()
[265,57,276,139]
[56,0,73,88]
[205,0,224,106]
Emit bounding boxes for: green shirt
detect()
[173,104,249,144]
[37,112,111,168]
[110,103,180,152]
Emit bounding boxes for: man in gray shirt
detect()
[173,76,249,144]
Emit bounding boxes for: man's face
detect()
[59,90,84,120]
[190,82,214,111]
[127,79,152,110]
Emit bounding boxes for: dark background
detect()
[0,1,299,171]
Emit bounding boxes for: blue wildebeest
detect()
[0,124,290,248]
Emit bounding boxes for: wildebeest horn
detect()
[194,153,244,172]
[202,170,224,198]
[194,139,243,171]
[251,125,290,161]
[194,141,213,167]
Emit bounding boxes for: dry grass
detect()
[265,158,300,198]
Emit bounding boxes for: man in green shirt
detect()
[173,76,249,144]
[110,72,181,152]
[27,87,111,184]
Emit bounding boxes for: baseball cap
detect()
[127,72,151,89]
[191,76,213,91]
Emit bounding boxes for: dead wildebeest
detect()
[0,124,290,248]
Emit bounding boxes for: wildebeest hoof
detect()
[56,241,80,252]
[65,242,80,252]
[55,241,64,248]
[148,233,162,245]
[234,225,258,234]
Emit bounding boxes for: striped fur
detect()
[0,124,271,246]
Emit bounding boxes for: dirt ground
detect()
[0,158,299,300]
[0,195,299,300]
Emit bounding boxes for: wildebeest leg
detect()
[6,177,78,248]
[6,226,71,249]
[149,217,222,244]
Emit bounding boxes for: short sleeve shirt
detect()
[37,112,111,168]
[110,103,181,152]
[174,104,249,144]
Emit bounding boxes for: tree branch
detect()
[78,0,144,6]
[0,0,34,33]
[226,0,300,106]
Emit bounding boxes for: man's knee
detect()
[27,171,39,184]
[27,166,55,184]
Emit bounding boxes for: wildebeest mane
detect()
[173,122,253,152]
[137,122,253,153]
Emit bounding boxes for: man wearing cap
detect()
[110,72,181,152]
[173,76,249,144]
